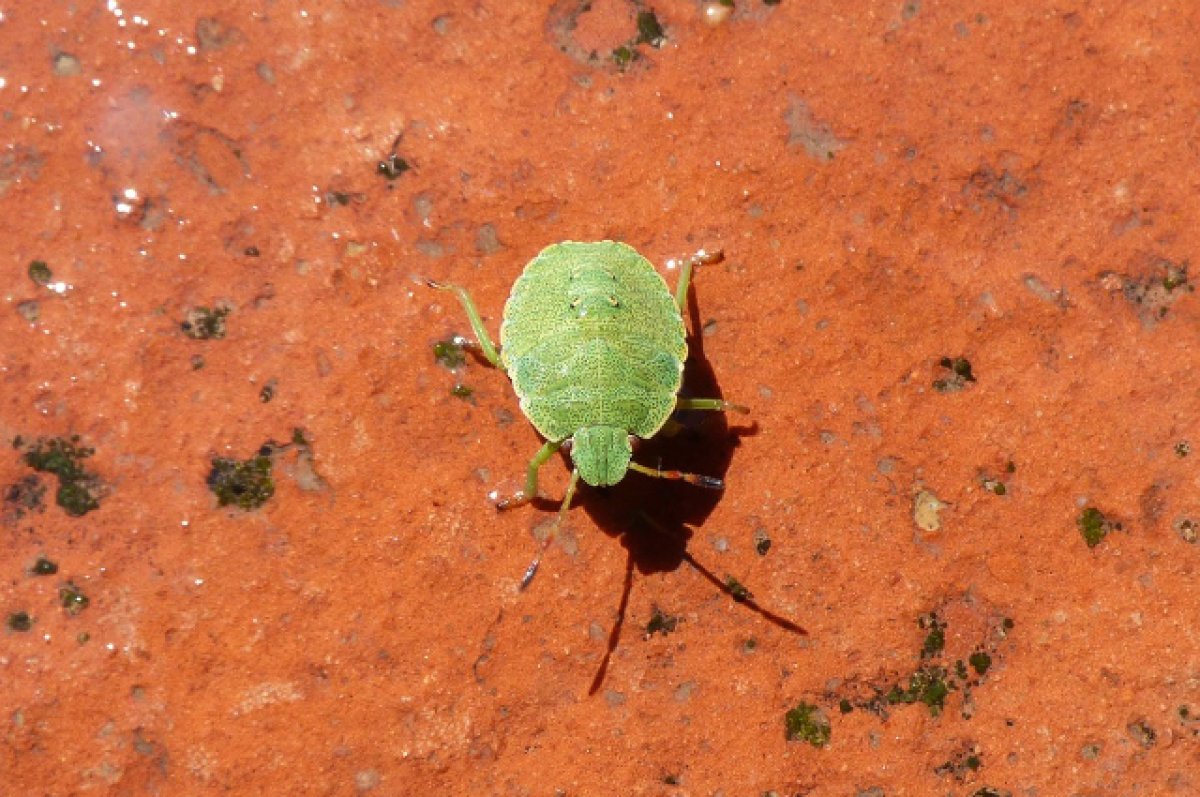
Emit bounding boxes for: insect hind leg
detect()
[627,461,725,490]
[520,467,581,590]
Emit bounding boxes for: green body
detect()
[500,241,685,486]
[429,240,744,588]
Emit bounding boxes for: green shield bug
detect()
[429,241,748,588]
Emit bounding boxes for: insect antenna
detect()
[627,461,724,490]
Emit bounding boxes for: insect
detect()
[429,241,748,588]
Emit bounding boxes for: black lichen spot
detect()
[1127,719,1157,748]
[754,527,772,556]
[28,260,52,286]
[377,154,411,180]
[433,337,467,369]
[1113,258,1193,326]
[31,556,58,575]
[645,606,680,638]
[933,357,976,393]
[243,246,260,257]
[259,382,276,403]
[5,474,46,518]
[784,702,831,746]
[20,436,103,516]
[1175,440,1191,457]
[7,611,33,632]
[59,583,89,615]
[969,789,1011,797]
[934,745,982,782]
[325,189,365,207]
[1077,506,1119,548]
[207,453,274,509]
[181,304,231,340]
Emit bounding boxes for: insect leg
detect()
[519,468,581,590]
[497,439,562,510]
[627,461,725,490]
[426,280,502,368]
[675,397,750,414]
[673,249,725,312]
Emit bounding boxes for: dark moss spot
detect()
[784,702,831,746]
[763,0,782,5]
[57,480,100,516]
[980,476,1006,496]
[970,787,1009,797]
[28,260,52,286]
[7,611,33,632]
[207,454,274,509]
[888,666,952,716]
[954,659,969,680]
[724,575,752,602]
[969,651,992,675]
[612,45,636,68]
[377,154,411,180]
[635,10,665,47]
[259,383,275,403]
[1175,440,1191,457]
[838,698,853,714]
[181,305,231,340]
[243,246,260,257]
[1077,506,1114,548]
[742,638,758,653]
[433,337,467,369]
[1162,262,1190,292]
[20,436,103,516]
[934,746,982,781]
[31,556,58,576]
[450,383,474,401]
[59,583,89,615]
[645,606,680,637]
[919,613,945,658]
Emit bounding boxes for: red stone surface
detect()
[2,2,1198,794]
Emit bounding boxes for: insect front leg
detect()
[673,249,725,312]
[426,280,503,369]
[496,439,562,510]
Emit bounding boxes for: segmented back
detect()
[500,241,686,442]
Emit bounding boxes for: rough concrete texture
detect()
[2,1,1198,795]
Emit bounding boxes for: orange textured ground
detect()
[2,2,1198,795]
